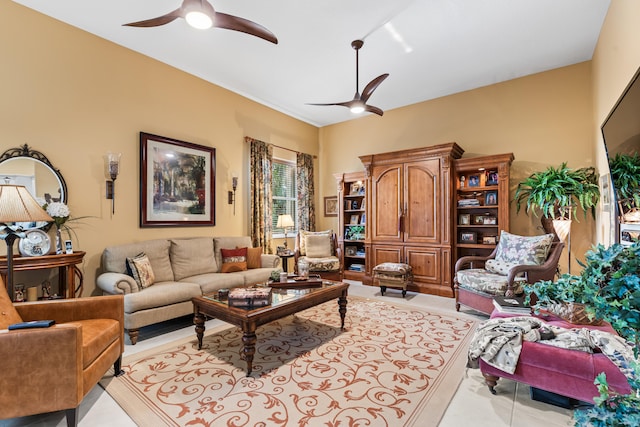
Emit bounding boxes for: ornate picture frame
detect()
[324,196,338,217]
[140,132,216,227]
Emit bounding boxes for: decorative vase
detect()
[55,228,63,254]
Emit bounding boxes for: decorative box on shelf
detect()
[227,287,272,308]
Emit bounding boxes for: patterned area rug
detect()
[100,297,477,427]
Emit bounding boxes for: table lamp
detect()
[0,185,53,300]
[276,214,295,251]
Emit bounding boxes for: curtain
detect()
[296,152,315,232]
[247,137,273,253]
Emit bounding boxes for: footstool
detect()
[373,263,413,297]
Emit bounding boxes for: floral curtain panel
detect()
[247,137,273,253]
[296,152,315,232]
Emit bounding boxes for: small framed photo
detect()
[482,236,497,245]
[458,213,471,225]
[473,215,485,225]
[345,246,357,256]
[360,213,366,225]
[351,200,360,210]
[350,215,360,225]
[487,171,499,186]
[459,231,477,244]
[64,240,73,254]
[468,174,480,187]
[483,216,497,225]
[485,191,498,206]
[350,182,361,195]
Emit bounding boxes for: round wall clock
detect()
[18,229,51,257]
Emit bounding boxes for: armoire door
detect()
[404,159,440,244]
[370,163,403,243]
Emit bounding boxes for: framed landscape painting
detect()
[140,132,216,227]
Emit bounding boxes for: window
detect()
[272,159,297,233]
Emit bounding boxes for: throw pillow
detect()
[485,259,521,276]
[221,247,248,273]
[305,234,332,258]
[299,230,333,256]
[246,247,262,269]
[494,231,555,266]
[0,281,23,329]
[126,252,156,289]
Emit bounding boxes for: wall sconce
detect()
[104,152,121,214]
[228,172,238,215]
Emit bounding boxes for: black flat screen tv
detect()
[601,66,640,243]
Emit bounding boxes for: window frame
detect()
[271,158,297,238]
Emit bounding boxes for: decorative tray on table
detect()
[269,275,323,288]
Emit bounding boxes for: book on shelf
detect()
[492,295,531,314]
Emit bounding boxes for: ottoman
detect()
[373,263,413,297]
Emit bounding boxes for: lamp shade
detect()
[276,214,294,228]
[0,185,53,224]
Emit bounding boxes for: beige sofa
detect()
[97,236,280,344]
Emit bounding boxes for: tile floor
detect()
[1,282,575,427]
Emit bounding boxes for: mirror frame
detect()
[0,144,68,204]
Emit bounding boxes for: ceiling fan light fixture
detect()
[350,104,365,114]
[185,10,213,29]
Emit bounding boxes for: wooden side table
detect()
[0,251,85,301]
[278,252,294,273]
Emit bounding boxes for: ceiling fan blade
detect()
[123,9,182,27]
[213,12,278,44]
[364,104,384,116]
[361,74,389,103]
[306,101,353,108]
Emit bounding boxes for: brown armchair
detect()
[0,279,124,427]
[454,232,563,315]
[294,230,343,281]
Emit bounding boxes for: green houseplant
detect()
[514,162,600,221]
[608,152,640,221]
[525,243,640,426]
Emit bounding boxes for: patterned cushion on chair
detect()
[485,259,521,276]
[456,268,526,296]
[298,255,340,272]
[373,262,412,275]
[489,231,555,271]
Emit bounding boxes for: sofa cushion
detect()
[123,281,202,313]
[126,253,155,288]
[493,231,554,267]
[214,236,253,269]
[188,273,246,295]
[246,247,262,269]
[221,247,248,273]
[170,238,217,281]
[0,283,22,329]
[103,239,174,282]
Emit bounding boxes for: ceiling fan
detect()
[308,39,388,116]
[123,0,278,44]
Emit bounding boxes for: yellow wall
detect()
[0,2,318,295]
[318,63,595,274]
[592,0,640,246]
[4,1,640,295]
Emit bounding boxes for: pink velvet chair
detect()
[480,311,631,403]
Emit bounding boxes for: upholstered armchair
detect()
[454,231,563,315]
[294,230,343,281]
[0,279,124,427]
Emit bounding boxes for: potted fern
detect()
[514,162,600,222]
[608,152,640,223]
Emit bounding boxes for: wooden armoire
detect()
[359,143,464,297]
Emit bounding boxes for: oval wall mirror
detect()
[0,144,67,229]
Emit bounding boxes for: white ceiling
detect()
[14,0,610,127]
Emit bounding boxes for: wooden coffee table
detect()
[192,280,349,376]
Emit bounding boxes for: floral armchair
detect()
[294,230,343,281]
[454,231,563,315]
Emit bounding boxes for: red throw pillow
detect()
[221,247,248,273]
